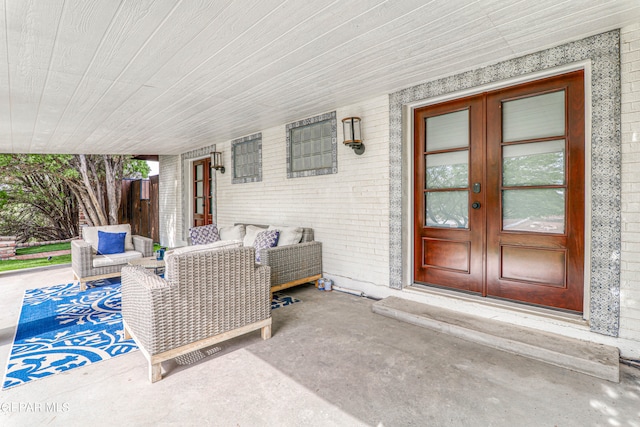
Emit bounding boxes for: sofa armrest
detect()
[71,239,94,278]
[132,235,154,257]
[259,241,322,287]
[121,265,173,352]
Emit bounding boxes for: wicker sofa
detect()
[121,244,272,383]
[72,224,153,290]
[233,224,322,294]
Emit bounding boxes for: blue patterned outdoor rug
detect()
[271,292,301,309]
[3,280,301,389]
[2,278,136,390]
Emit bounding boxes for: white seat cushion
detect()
[164,240,243,281]
[92,250,143,268]
[166,240,243,257]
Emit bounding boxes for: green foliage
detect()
[423,149,565,229]
[0,153,148,241]
[0,189,7,210]
[425,161,469,228]
[15,242,71,255]
[124,159,151,179]
[503,152,564,187]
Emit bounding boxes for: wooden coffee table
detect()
[128,256,165,274]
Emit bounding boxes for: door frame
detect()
[185,154,218,234]
[402,61,592,318]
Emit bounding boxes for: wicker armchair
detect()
[237,224,323,294]
[72,224,153,290]
[121,246,272,383]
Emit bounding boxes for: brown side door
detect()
[193,157,213,227]
[414,71,585,312]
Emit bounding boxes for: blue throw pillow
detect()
[97,231,127,255]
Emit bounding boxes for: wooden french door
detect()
[193,157,213,226]
[414,71,585,312]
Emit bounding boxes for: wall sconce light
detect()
[342,117,364,155]
[210,151,225,173]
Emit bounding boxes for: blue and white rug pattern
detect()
[2,278,136,390]
[271,293,301,309]
[3,279,302,389]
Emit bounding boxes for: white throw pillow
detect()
[268,225,303,246]
[83,224,134,252]
[243,225,266,247]
[219,224,245,241]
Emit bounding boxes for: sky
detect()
[147,161,159,176]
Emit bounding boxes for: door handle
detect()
[472,202,481,209]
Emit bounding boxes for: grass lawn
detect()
[15,242,71,255]
[0,254,71,273]
[1,240,160,273]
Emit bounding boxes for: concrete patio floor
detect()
[1,265,639,426]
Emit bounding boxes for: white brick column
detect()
[620,24,640,341]
[158,155,183,248]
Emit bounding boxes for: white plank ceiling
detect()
[1,0,639,155]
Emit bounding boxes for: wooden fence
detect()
[119,176,159,242]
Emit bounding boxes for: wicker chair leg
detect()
[79,281,87,291]
[150,363,162,383]
[123,326,131,340]
[261,324,271,340]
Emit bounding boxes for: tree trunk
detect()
[77,155,109,225]
[103,155,123,225]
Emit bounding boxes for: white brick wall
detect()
[158,154,183,249]
[213,95,390,289]
[620,23,640,341]
[156,30,640,352]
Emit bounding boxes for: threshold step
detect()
[372,296,619,382]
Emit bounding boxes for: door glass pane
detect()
[195,197,204,215]
[503,189,565,234]
[426,151,468,189]
[426,110,469,151]
[425,191,469,229]
[196,181,203,197]
[503,140,565,186]
[503,91,565,142]
[195,164,203,180]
